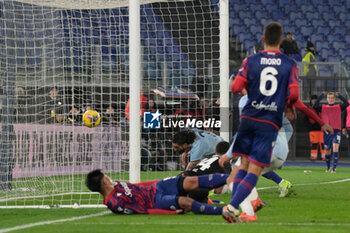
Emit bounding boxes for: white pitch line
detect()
[257,178,350,190]
[0,211,110,233]
[70,222,350,227]
[1,178,350,232]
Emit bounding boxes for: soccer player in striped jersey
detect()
[86,169,229,215]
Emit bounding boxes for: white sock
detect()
[228,182,233,193]
[220,184,230,194]
[250,187,258,200]
[239,187,259,216]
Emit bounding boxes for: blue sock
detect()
[231,169,247,197]
[325,154,331,169]
[333,152,339,170]
[191,200,223,215]
[198,174,229,189]
[230,173,258,209]
[262,171,283,185]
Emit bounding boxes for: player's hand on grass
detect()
[285,106,296,121]
[342,128,347,136]
[181,152,188,167]
[176,209,184,214]
[219,154,230,167]
[322,123,334,135]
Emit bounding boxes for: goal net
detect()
[0,0,223,207]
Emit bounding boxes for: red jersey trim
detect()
[240,154,271,168]
[240,116,280,130]
[262,50,281,53]
[288,84,299,88]
[104,187,117,205]
[232,152,249,158]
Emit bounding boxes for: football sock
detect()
[239,188,257,216]
[230,173,258,209]
[325,154,331,169]
[231,169,247,197]
[262,171,282,185]
[198,174,229,189]
[191,201,223,215]
[333,152,339,170]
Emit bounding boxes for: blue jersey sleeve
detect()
[225,136,236,158]
[190,140,210,161]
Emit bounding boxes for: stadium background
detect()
[0,0,349,204]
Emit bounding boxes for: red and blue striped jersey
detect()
[235,50,299,129]
[104,181,157,214]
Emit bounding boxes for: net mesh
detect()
[0,0,221,206]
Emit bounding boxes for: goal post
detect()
[0,0,229,208]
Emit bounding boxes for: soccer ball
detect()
[82,110,101,128]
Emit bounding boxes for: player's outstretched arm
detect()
[219,154,231,167]
[337,93,349,110]
[186,160,200,171]
[294,99,334,134]
[321,124,334,135]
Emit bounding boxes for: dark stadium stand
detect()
[211,0,350,67]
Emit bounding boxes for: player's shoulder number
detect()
[259,67,278,96]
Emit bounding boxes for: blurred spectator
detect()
[125,88,148,120]
[145,98,158,112]
[341,100,350,158]
[66,106,81,125]
[42,87,65,124]
[302,41,318,76]
[103,106,118,125]
[306,95,325,161]
[280,32,301,61]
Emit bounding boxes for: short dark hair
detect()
[263,22,283,46]
[215,141,230,155]
[86,169,104,194]
[172,130,197,145]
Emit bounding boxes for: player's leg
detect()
[182,174,229,192]
[177,196,223,215]
[262,171,282,185]
[155,176,222,215]
[331,132,341,173]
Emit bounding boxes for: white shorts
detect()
[234,155,285,175]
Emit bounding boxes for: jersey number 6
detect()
[259,67,278,96]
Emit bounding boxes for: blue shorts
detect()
[323,131,341,150]
[155,176,182,210]
[232,118,278,167]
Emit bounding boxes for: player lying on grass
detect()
[86,169,229,215]
[177,141,232,203]
[218,95,333,222]
[172,128,223,170]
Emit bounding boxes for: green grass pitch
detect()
[1,166,350,233]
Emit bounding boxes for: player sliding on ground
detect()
[222,22,300,223]
[86,169,229,215]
